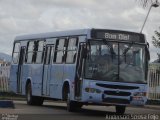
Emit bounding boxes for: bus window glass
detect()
[12,42,20,64]
[56,51,63,63]
[58,39,65,50]
[35,41,44,63]
[37,41,44,51]
[66,38,78,63]
[27,52,33,63]
[13,53,19,64]
[36,52,43,63]
[54,39,65,63]
[85,41,146,83]
[26,41,34,63]
[14,43,20,52]
[13,43,20,64]
[66,51,77,63]
[28,41,34,51]
[119,44,145,83]
[68,38,77,50]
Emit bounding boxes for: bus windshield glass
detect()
[84,40,146,83]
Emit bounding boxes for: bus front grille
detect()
[104,90,131,96]
[96,83,139,90]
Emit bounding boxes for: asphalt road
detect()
[0,100,160,120]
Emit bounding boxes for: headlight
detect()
[85,87,101,94]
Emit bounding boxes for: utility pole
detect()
[140,1,159,33]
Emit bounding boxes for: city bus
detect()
[9,28,150,114]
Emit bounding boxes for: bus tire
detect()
[66,92,76,112]
[115,105,126,114]
[66,89,82,112]
[26,83,43,106]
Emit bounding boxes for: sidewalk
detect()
[144,105,160,110]
[129,104,160,110]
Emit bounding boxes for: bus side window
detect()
[26,41,34,63]
[54,38,65,63]
[35,41,45,64]
[66,38,78,63]
[12,42,20,64]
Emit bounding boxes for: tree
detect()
[137,0,160,62]
[138,0,158,7]
[152,28,160,62]
[157,53,160,62]
[152,28,160,48]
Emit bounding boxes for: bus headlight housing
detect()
[85,87,102,94]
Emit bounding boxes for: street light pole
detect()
[140,2,159,33]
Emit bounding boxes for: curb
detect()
[0,100,15,108]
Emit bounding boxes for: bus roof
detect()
[14,28,144,41]
[14,29,91,41]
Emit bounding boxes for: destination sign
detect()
[91,30,145,43]
[104,33,130,41]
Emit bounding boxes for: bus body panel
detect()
[20,64,43,96]
[49,64,64,99]
[31,64,43,96]
[43,64,51,96]
[63,64,77,100]
[9,64,18,93]
[21,64,30,95]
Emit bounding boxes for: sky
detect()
[0,0,160,62]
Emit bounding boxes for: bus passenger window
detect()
[54,39,65,63]
[12,42,20,64]
[35,41,45,63]
[26,41,34,63]
[66,38,78,63]
[56,51,63,63]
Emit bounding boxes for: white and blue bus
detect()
[9,28,150,114]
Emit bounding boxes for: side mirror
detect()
[82,47,88,58]
[146,46,150,61]
[147,42,149,48]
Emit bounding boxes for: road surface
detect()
[0,100,160,120]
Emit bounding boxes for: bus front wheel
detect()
[66,89,82,112]
[26,83,43,106]
[115,105,126,114]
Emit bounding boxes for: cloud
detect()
[0,0,160,62]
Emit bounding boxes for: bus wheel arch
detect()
[25,79,31,93]
[62,81,82,112]
[25,79,33,105]
[62,81,70,101]
[25,79,43,106]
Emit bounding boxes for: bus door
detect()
[17,46,26,93]
[75,43,86,98]
[42,45,54,96]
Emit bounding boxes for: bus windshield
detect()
[84,40,146,83]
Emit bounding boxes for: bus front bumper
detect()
[81,92,147,106]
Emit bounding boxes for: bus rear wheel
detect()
[26,83,43,106]
[115,105,126,114]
